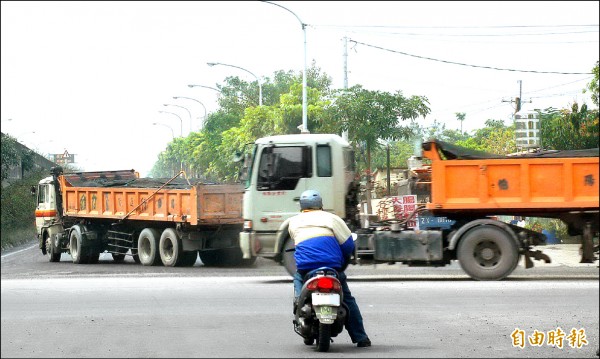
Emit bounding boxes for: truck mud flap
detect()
[373,230,443,262]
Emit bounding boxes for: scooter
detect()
[293,267,348,352]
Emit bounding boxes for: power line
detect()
[313,24,599,30]
[348,39,593,75]
[313,25,598,37]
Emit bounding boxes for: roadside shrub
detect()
[0,169,46,251]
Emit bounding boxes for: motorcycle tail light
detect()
[306,276,341,293]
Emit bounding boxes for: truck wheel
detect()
[198,250,219,266]
[159,228,183,267]
[45,234,61,262]
[180,251,198,267]
[69,226,89,264]
[137,228,161,266]
[111,253,126,263]
[457,225,519,281]
[88,253,100,264]
[282,237,297,277]
[131,248,141,264]
[198,248,232,267]
[240,255,258,267]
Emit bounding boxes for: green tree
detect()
[455,112,466,134]
[539,103,599,150]
[456,119,517,155]
[320,85,430,212]
[150,63,334,182]
[584,60,599,107]
[1,133,36,182]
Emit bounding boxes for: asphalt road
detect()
[1,242,598,358]
[1,241,597,280]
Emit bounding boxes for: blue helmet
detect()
[300,189,322,210]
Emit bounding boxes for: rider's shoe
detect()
[357,338,371,348]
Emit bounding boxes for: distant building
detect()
[514,110,541,150]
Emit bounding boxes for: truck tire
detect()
[199,248,257,267]
[457,225,519,281]
[159,228,183,267]
[88,253,100,264]
[45,234,61,262]
[240,255,258,267]
[111,253,126,263]
[198,250,219,266]
[137,228,161,266]
[69,226,89,264]
[282,237,297,277]
[131,248,141,264]
[180,251,198,267]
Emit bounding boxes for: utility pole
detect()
[502,80,531,114]
[342,36,349,142]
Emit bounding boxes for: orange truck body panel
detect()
[58,171,243,226]
[422,141,599,215]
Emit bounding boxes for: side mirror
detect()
[30,186,36,196]
[233,151,244,163]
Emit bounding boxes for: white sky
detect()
[1,1,598,177]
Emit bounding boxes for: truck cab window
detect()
[257,146,312,190]
[316,145,332,177]
[344,148,355,172]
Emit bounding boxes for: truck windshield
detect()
[256,145,312,191]
[243,145,259,189]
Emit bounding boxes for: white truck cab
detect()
[239,134,358,274]
[35,175,63,260]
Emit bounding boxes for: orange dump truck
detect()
[358,139,599,280]
[35,167,252,267]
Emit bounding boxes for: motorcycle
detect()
[293,267,348,352]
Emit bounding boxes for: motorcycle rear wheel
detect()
[316,323,331,352]
[303,337,314,346]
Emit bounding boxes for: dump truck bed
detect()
[59,170,243,225]
[422,140,599,215]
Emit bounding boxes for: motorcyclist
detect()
[288,189,372,348]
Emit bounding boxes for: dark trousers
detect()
[294,270,369,343]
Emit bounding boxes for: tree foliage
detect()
[539,103,599,150]
[1,133,36,182]
[148,60,598,184]
[584,60,599,107]
[456,119,517,154]
[319,85,430,173]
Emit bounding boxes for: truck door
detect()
[35,182,57,231]
[303,143,336,213]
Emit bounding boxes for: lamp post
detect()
[187,84,221,93]
[262,1,307,133]
[163,104,192,135]
[158,110,182,137]
[207,62,262,106]
[173,96,207,130]
[152,122,175,139]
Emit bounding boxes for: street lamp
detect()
[187,84,221,93]
[163,104,192,134]
[152,122,175,139]
[262,1,307,133]
[207,62,262,106]
[158,110,182,137]
[173,96,207,130]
